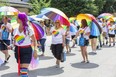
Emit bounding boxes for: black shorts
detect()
[65,39,70,45]
[71,35,76,39]
[0,40,10,50]
[14,46,32,64]
[51,44,63,60]
[85,40,89,46]
[109,34,115,37]
[89,35,97,39]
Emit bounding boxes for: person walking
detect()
[50,20,65,68]
[39,20,47,56]
[13,12,38,77]
[74,19,90,63]
[108,21,116,47]
[65,26,71,53]
[0,16,12,63]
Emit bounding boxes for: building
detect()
[0,0,31,14]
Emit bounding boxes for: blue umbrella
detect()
[70,24,77,32]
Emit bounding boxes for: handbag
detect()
[61,51,66,62]
[79,33,86,46]
[2,28,9,40]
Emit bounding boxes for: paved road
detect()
[0,36,116,77]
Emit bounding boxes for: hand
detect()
[62,43,65,47]
[33,50,38,59]
[7,46,11,50]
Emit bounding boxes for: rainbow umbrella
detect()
[38,7,70,26]
[36,14,49,19]
[0,6,19,15]
[69,17,76,22]
[77,14,102,36]
[108,17,116,22]
[29,15,44,21]
[29,21,44,40]
[98,13,113,20]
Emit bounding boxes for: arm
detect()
[30,35,38,51]
[73,31,79,40]
[62,35,65,47]
[84,32,90,36]
[30,35,38,59]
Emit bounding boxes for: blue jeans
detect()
[40,39,46,53]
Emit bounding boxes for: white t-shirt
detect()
[0,23,12,40]
[108,25,115,35]
[102,22,108,33]
[50,27,65,44]
[78,27,90,40]
[13,26,34,46]
[65,31,71,40]
[41,26,46,39]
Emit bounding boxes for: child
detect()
[65,26,71,53]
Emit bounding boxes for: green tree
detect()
[102,0,116,13]
[0,0,9,7]
[29,0,51,15]
[51,0,99,17]
[94,0,106,14]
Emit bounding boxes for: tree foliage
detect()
[29,0,51,15]
[29,0,116,17]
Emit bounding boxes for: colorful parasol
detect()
[36,14,49,19]
[29,15,44,21]
[97,13,113,20]
[69,17,76,22]
[0,6,19,15]
[77,14,102,36]
[29,21,44,40]
[38,7,70,26]
[108,17,116,22]
[70,23,77,33]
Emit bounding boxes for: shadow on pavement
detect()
[71,62,99,69]
[39,56,54,60]
[1,72,17,77]
[1,66,64,77]
[66,53,76,56]
[88,52,97,55]
[29,66,64,77]
[0,64,10,71]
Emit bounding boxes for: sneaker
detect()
[86,60,90,63]
[81,61,86,63]
[56,64,60,68]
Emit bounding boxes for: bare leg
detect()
[1,50,9,61]
[109,37,111,46]
[84,46,89,61]
[93,38,97,52]
[80,46,85,62]
[66,45,69,53]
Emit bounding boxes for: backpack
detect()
[2,27,9,40]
